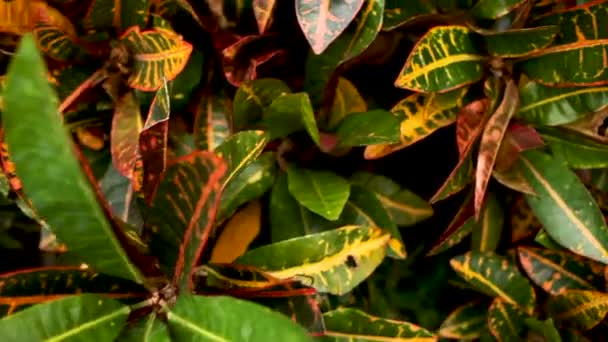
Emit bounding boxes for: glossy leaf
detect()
[350,171,433,226]
[322,308,437,341]
[482,26,559,57]
[510,196,542,243]
[561,106,608,143]
[327,77,367,129]
[3,34,144,283]
[520,149,608,264]
[535,229,565,250]
[547,289,608,330]
[211,201,261,263]
[488,297,527,341]
[117,313,170,342]
[168,294,311,341]
[450,251,536,313]
[472,193,504,252]
[112,92,143,180]
[475,80,519,218]
[456,98,490,156]
[518,247,605,295]
[471,0,527,19]
[517,82,608,126]
[237,225,390,295]
[296,0,366,54]
[84,0,150,32]
[287,166,350,221]
[336,110,401,147]
[261,92,320,146]
[539,127,608,169]
[428,192,476,255]
[119,27,193,91]
[100,163,143,228]
[438,301,488,339]
[0,294,130,341]
[253,0,277,33]
[32,3,82,61]
[142,78,170,131]
[232,78,291,131]
[395,25,484,93]
[215,130,269,188]
[533,0,608,44]
[148,151,226,289]
[382,0,437,31]
[193,92,231,151]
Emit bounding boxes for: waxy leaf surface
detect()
[438,301,488,340]
[547,289,608,330]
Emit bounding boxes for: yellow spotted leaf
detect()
[548,289,608,330]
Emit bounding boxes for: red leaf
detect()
[495,124,545,172]
[456,99,490,156]
[139,121,168,203]
[427,191,475,255]
[222,34,284,87]
[111,92,142,180]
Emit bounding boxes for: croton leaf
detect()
[261,92,321,146]
[142,78,170,131]
[287,166,351,221]
[148,151,226,289]
[100,163,143,228]
[438,300,488,340]
[382,0,437,31]
[517,82,608,126]
[253,0,277,34]
[450,251,536,313]
[394,25,485,93]
[237,225,390,295]
[322,308,437,341]
[193,91,231,151]
[0,0,33,34]
[194,263,284,291]
[214,130,269,188]
[210,201,261,263]
[518,247,605,295]
[471,192,504,252]
[428,191,475,255]
[481,25,559,58]
[520,149,608,264]
[111,92,143,180]
[0,294,130,341]
[539,126,608,169]
[488,297,528,341]
[547,289,608,330]
[117,313,170,342]
[510,196,542,243]
[326,77,367,129]
[167,294,311,341]
[456,98,490,156]
[84,0,150,33]
[295,0,366,54]
[119,27,193,91]
[232,78,291,131]
[31,2,82,62]
[561,106,608,143]
[470,0,527,19]
[430,154,474,203]
[3,34,144,283]
[335,110,401,147]
[535,229,565,250]
[475,80,519,218]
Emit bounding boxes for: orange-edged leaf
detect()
[148,151,227,290]
[394,25,485,93]
[518,247,605,295]
[510,196,542,243]
[253,0,277,34]
[475,80,520,219]
[84,0,150,33]
[430,153,474,203]
[296,0,366,55]
[31,2,82,61]
[210,200,262,263]
[142,78,170,131]
[450,251,536,313]
[111,92,142,180]
[438,300,488,340]
[428,191,476,255]
[533,0,608,44]
[0,266,146,316]
[517,40,608,87]
[487,297,528,342]
[119,26,193,91]
[520,149,608,264]
[193,91,231,151]
[456,98,490,157]
[547,289,608,330]
[472,192,504,252]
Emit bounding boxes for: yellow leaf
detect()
[210,201,261,263]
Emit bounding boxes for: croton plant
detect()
[0,0,607,340]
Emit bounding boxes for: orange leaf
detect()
[211,201,262,263]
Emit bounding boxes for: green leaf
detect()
[111,92,143,180]
[524,318,561,342]
[296,0,365,54]
[450,251,536,313]
[287,166,350,221]
[100,163,143,228]
[322,308,437,340]
[142,79,170,131]
[428,191,475,256]
[535,229,565,250]
[519,149,608,264]
[261,92,320,146]
[270,173,334,242]
[148,151,226,289]
[335,110,401,147]
[470,0,527,19]
[338,185,406,259]
[0,294,130,341]
[217,152,277,224]
[117,313,170,342]
[168,294,312,341]
[518,247,605,295]
[430,151,474,203]
[382,0,437,31]
[232,78,291,131]
[32,4,83,62]
[84,0,150,32]
[471,193,504,252]
[547,289,608,330]
[215,130,269,188]
[326,77,367,129]
[481,26,559,58]
[193,92,231,151]
[3,34,144,283]
[517,82,608,126]
[488,297,528,341]
[538,127,608,169]
[237,225,390,295]
[394,25,485,92]
[438,301,488,340]
[349,171,433,226]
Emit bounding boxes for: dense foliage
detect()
[0,0,608,340]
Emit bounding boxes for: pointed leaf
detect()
[3,34,144,283]
[193,92,231,151]
[520,149,608,264]
[547,289,608,330]
[142,78,170,131]
[539,126,608,169]
[518,247,605,295]
[456,98,490,156]
[215,130,269,188]
[296,0,366,54]
[322,308,437,341]
[327,77,367,129]
[382,0,437,31]
[237,225,390,295]
[112,92,143,180]
[253,0,277,34]
[287,166,350,221]
[430,150,474,203]
[450,251,536,313]
[533,0,608,45]
[471,0,527,19]
[168,294,311,341]
[395,25,485,92]
[119,27,193,91]
[211,201,261,263]
[148,151,226,289]
[232,78,291,131]
[100,163,143,228]
[439,301,488,340]
[32,3,82,61]
[0,294,130,341]
[472,193,504,252]
[561,106,608,143]
[117,313,170,342]
[481,26,559,58]
[488,297,528,341]
[475,80,520,218]
[428,192,476,255]
[336,109,401,147]
[261,92,320,146]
